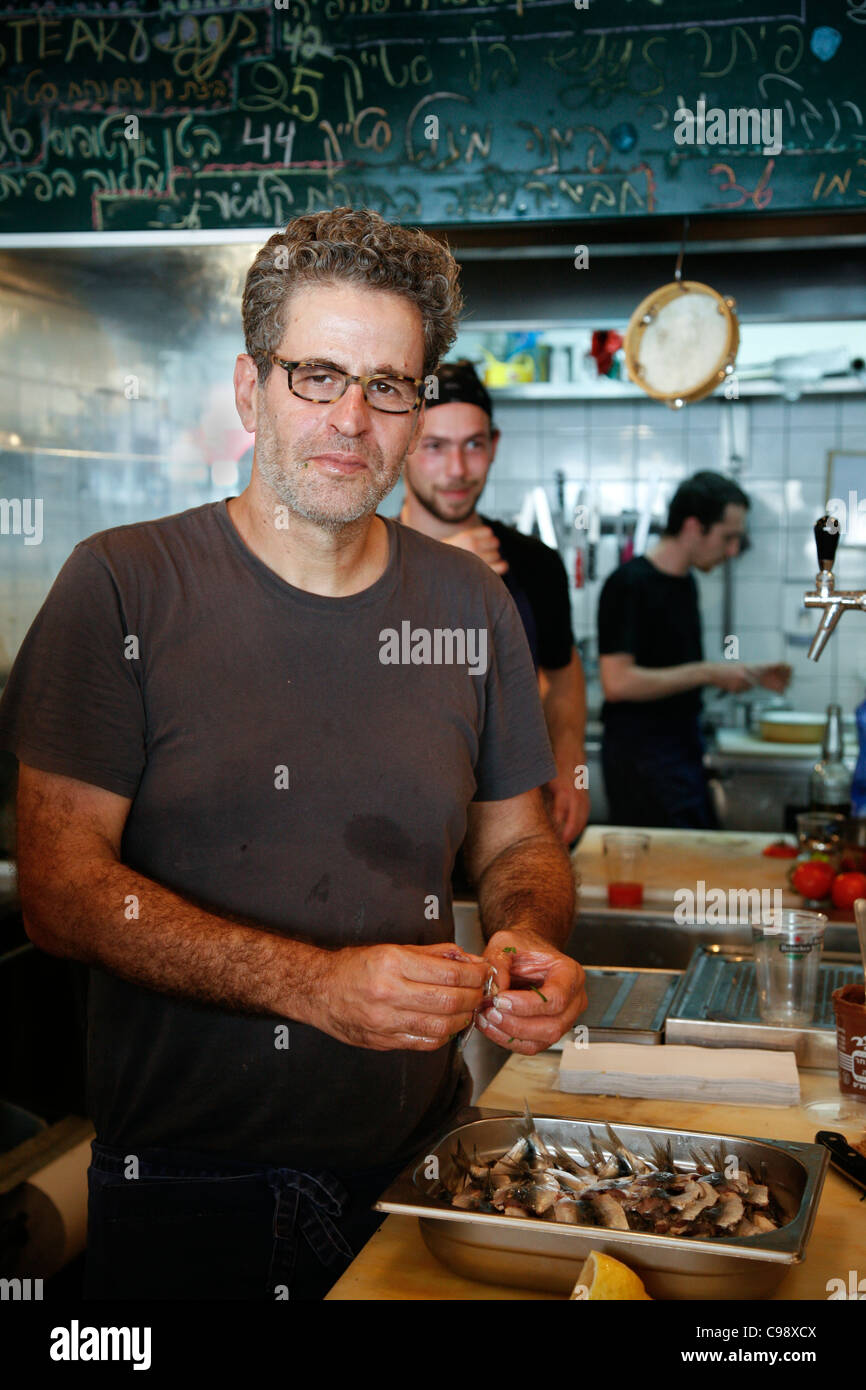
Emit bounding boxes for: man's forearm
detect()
[23,859,328,1025]
[542,653,587,772]
[604,660,709,702]
[549,726,585,785]
[475,833,575,950]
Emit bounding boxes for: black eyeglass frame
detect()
[269,355,424,413]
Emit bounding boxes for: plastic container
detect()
[752,910,827,1027]
[832,983,866,1104]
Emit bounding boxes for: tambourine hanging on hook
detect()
[624,280,739,409]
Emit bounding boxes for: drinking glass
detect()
[602,833,649,909]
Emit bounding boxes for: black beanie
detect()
[428,360,493,419]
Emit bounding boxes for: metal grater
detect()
[665,946,862,1068]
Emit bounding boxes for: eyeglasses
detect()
[270,356,423,414]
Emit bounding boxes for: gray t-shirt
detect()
[0,500,555,1170]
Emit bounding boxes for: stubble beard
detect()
[407,474,483,527]
[254,400,404,534]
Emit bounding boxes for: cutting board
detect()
[574,826,799,909]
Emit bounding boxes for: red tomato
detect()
[830,872,866,910]
[762,841,798,858]
[791,860,836,900]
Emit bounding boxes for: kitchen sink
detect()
[567,912,744,970]
[454,900,860,972]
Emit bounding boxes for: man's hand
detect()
[705,661,756,694]
[313,942,487,1051]
[705,661,792,695]
[545,773,590,846]
[443,526,508,575]
[746,661,792,694]
[476,929,587,1055]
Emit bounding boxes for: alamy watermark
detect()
[1,1277,43,1300]
[827,1270,865,1299]
[0,497,42,545]
[674,882,783,924]
[379,622,488,676]
[49,1322,151,1370]
[674,98,782,156]
[825,490,865,536]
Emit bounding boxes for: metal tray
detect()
[547,966,680,1047]
[666,946,862,1067]
[375,1107,829,1300]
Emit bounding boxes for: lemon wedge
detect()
[571,1250,652,1300]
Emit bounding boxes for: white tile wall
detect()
[687,432,727,472]
[745,430,785,476]
[742,478,787,528]
[589,428,634,470]
[840,396,866,436]
[785,526,817,578]
[685,399,726,433]
[539,402,589,434]
[535,433,589,480]
[735,627,789,661]
[737,525,784,580]
[734,579,784,631]
[748,399,786,432]
[489,431,541,481]
[637,399,688,435]
[490,401,543,433]
[786,431,831,482]
[785,478,830,535]
[791,399,842,433]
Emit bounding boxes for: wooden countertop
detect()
[572,825,859,924]
[574,826,800,910]
[326,1056,865,1301]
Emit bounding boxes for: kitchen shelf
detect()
[486,378,866,403]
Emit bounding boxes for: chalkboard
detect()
[1,0,865,233]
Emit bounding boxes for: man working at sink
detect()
[598,470,791,828]
[0,207,586,1301]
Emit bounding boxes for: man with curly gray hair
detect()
[2,207,586,1302]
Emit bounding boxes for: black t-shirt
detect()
[0,501,555,1170]
[597,556,704,739]
[480,516,574,673]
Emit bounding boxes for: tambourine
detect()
[624,280,739,409]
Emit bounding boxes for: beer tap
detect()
[804,515,866,661]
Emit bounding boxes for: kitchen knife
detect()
[815,1130,866,1194]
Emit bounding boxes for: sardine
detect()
[714,1193,745,1229]
[676,1181,719,1223]
[589,1190,630,1230]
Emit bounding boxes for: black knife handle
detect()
[814,516,840,569]
[815,1130,866,1191]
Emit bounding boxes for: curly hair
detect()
[242,207,463,387]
